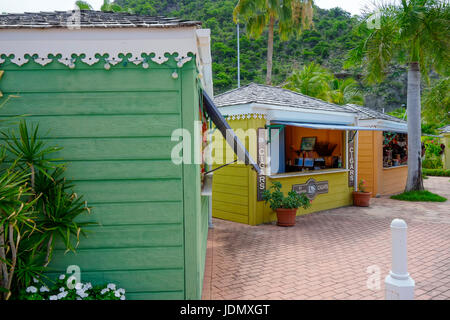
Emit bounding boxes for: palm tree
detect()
[283,62,364,105]
[283,62,332,100]
[234,0,314,85]
[75,1,92,10]
[101,0,125,12]
[347,0,449,192]
[329,78,364,105]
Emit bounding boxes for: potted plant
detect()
[262,182,311,227]
[352,179,372,207]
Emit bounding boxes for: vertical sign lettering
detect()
[257,128,266,201]
[348,131,355,187]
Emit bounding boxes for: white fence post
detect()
[385,219,415,300]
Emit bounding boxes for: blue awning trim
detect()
[271,121,408,133]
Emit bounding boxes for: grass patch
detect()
[391,190,447,202]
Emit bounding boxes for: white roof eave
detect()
[358,119,408,133]
[217,102,358,125]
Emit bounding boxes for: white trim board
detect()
[217,102,358,125]
[0,27,207,69]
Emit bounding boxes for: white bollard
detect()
[385,219,415,300]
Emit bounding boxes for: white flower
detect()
[100,288,109,295]
[59,287,65,292]
[59,274,65,280]
[79,292,88,299]
[83,282,92,290]
[57,291,68,299]
[49,295,58,300]
[114,291,121,298]
[33,278,39,283]
[40,286,50,293]
[75,282,83,290]
[26,286,37,293]
[76,289,85,296]
[120,295,125,300]
[107,283,116,290]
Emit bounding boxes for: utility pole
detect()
[237,23,240,88]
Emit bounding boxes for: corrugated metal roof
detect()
[0,10,202,29]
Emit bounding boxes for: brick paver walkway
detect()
[202,177,450,300]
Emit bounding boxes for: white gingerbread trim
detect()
[227,113,267,121]
[0,27,201,68]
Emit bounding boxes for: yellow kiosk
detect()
[211,83,369,225]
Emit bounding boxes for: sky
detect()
[1,0,377,16]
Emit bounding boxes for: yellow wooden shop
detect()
[344,104,408,197]
[210,83,375,225]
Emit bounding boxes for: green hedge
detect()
[422,168,450,177]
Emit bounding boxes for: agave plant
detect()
[1,120,62,190]
[0,121,93,299]
[37,179,92,267]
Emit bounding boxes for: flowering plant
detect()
[18,274,126,300]
[358,179,367,193]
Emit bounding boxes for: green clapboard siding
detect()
[0,58,209,299]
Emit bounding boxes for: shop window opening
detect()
[383,131,408,168]
[270,125,346,175]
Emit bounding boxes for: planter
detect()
[275,208,298,227]
[352,191,372,207]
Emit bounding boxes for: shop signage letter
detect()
[257,128,267,201]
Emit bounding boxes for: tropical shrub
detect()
[262,182,311,211]
[0,120,92,300]
[422,137,444,169]
[422,168,450,177]
[19,273,126,300]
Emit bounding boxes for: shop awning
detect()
[203,91,261,174]
[271,121,405,132]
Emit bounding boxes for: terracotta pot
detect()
[275,208,298,227]
[352,191,372,207]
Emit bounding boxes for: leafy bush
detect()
[422,168,450,177]
[18,273,126,300]
[262,182,311,211]
[422,157,443,169]
[422,136,445,169]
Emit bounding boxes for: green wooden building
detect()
[0,11,224,300]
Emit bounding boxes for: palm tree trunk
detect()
[266,15,275,85]
[405,62,424,192]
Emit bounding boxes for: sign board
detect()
[348,131,356,187]
[292,178,328,200]
[257,128,267,201]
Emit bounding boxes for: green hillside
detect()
[115,0,407,110]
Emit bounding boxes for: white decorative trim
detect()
[227,113,266,121]
[0,28,201,68]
